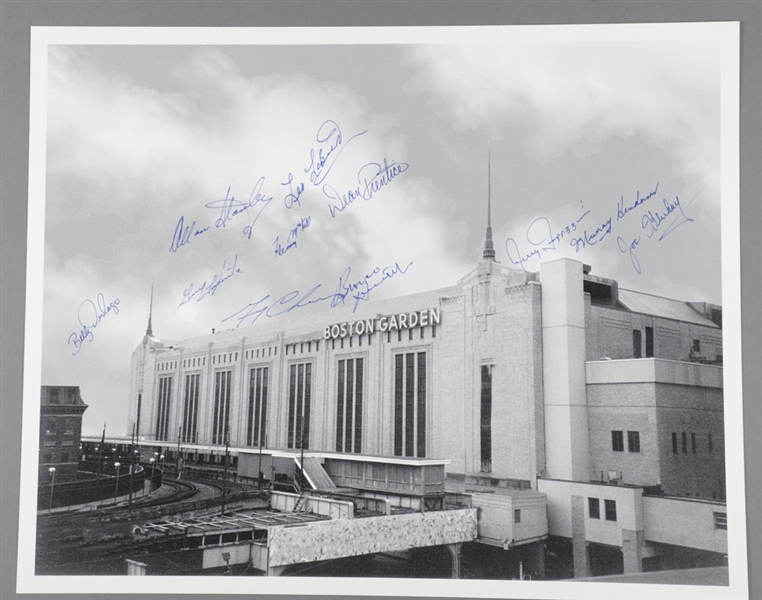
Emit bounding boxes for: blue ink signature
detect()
[281,173,306,209]
[67,293,121,356]
[273,216,311,258]
[642,195,694,242]
[205,179,274,239]
[617,183,659,221]
[570,216,613,252]
[617,194,696,275]
[169,216,211,253]
[505,211,590,270]
[177,255,242,310]
[304,120,368,187]
[617,235,642,274]
[222,261,413,329]
[334,261,414,313]
[324,158,409,218]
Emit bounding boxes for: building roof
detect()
[618,288,719,328]
[40,386,88,408]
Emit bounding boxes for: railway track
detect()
[118,478,199,510]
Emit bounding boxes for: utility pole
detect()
[128,423,136,510]
[299,418,305,490]
[258,430,264,491]
[221,424,229,516]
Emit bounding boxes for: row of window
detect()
[46,388,79,405]
[589,497,617,522]
[632,327,703,359]
[611,430,640,453]
[41,450,74,464]
[160,330,438,374]
[611,430,717,455]
[672,431,714,454]
[155,352,428,459]
[43,418,77,435]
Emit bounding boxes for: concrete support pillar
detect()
[541,259,592,482]
[533,542,547,578]
[622,529,645,574]
[267,565,287,577]
[447,543,462,579]
[571,495,590,578]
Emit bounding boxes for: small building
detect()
[39,386,87,481]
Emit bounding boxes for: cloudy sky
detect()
[38,28,725,435]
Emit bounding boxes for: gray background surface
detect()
[1,2,760,600]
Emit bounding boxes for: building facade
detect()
[126,247,726,576]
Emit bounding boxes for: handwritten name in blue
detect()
[222,260,413,329]
[67,293,121,356]
[177,255,243,310]
[169,179,274,253]
[273,216,311,258]
[505,212,590,270]
[304,119,367,187]
[617,194,695,274]
[169,216,211,253]
[281,172,306,209]
[324,158,409,218]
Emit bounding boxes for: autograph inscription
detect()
[222,261,413,329]
[273,216,311,258]
[617,195,695,274]
[324,158,409,218]
[504,183,695,275]
[304,119,368,187]
[177,255,243,310]
[67,293,121,356]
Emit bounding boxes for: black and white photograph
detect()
[16,22,747,598]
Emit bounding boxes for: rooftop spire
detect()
[146,277,154,336]
[483,141,496,261]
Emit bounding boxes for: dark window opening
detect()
[287,363,311,449]
[393,352,427,458]
[589,498,600,519]
[645,326,654,358]
[605,499,617,521]
[155,376,173,442]
[212,371,231,445]
[182,373,200,444]
[627,431,640,453]
[336,358,364,453]
[633,329,642,358]
[672,432,678,454]
[480,365,492,473]
[611,430,624,452]
[247,367,268,447]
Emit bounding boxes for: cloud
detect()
[405,42,721,213]
[42,46,471,433]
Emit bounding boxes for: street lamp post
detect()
[258,432,264,491]
[113,462,121,506]
[48,467,56,514]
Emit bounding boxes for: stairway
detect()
[292,494,307,512]
[296,456,338,492]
